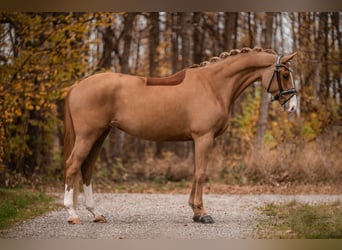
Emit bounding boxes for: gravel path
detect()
[1,193,341,239]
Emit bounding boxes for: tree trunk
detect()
[147,12,164,158]
[332,13,342,109]
[97,26,114,70]
[171,13,181,73]
[180,12,193,68]
[193,12,204,64]
[247,12,255,47]
[149,12,160,77]
[254,12,274,148]
[113,13,136,160]
[224,12,238,50]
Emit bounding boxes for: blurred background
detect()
[0,12,341,190]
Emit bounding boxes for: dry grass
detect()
[130,151,194,182]
[245,132,342,186]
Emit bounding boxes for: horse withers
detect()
[63,47,297,224]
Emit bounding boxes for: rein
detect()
[267,55,297,107]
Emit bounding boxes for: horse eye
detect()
[283,73,289,80]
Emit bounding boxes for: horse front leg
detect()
[188,133,215,224]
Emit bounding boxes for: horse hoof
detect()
[68,216,81,224]
[193,215,201,222]
[201,215,215,224]
[193,215,215,224]
[94,215,107,223]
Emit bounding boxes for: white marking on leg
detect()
[64,184,79,222]
[83,184,95,215]
[83,183,106,222]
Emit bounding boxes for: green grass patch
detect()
[0,188,57,230]
[257,200,342,239]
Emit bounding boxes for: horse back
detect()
[146,69,186,86]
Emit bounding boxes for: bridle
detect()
[267,55,297,107]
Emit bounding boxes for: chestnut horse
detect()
[63,47,297,224]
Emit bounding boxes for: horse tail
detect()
[63,87,80,207]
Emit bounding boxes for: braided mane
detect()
[189,47,277,68]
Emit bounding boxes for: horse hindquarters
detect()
[63,90,109,224]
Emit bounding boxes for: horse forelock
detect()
[190,47,277,69]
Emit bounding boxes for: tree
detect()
[224,12,238,51]
[0,13,92,178]
[254,12,274,148]
[149,12,160,77]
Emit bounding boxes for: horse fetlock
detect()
[65,206,80,224]
[188,201,195,209]
[86,205,106,223]
[193,202,204,211]
[89,209,107,223]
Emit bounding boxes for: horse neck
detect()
[208,52,276,108]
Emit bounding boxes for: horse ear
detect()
[281,52,297,64]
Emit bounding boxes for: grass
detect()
[257,200,342,238]
[0,188,57,230]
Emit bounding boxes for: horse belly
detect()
[113,98,192,141]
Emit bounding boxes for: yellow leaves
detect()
[61,87,71,99]
[45,103,57,112]
[14,108,22,116]
[25,102,34,111]
[1,12,96,175]
[2,104,23,123]
[233,89,261,140]
[3,110,14,123]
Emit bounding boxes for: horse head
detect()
[262,52,298,112]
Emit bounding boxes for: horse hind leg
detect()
[64,177,81,224]
[81,128,110,223]
[64,133,103,224]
